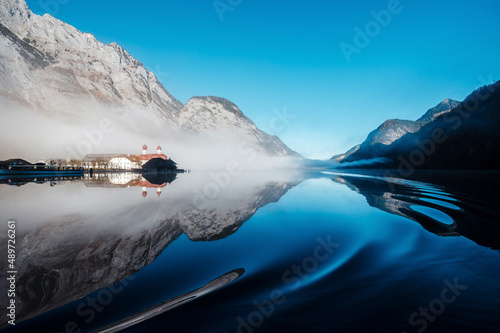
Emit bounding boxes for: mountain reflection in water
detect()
[328,170,500,250]
[0,170,499,333]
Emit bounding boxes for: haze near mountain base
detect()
[0,0,300,170]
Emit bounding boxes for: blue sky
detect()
[27,0,500,159]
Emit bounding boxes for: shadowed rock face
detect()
[341,82,500,170]
[332,99,460,162]
[331,144,360,162]
[0,175,298,327]
[0,23,50,69]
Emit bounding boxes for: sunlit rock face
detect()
[181,96,298,157]
[0,0,297,158]
[0,0,182,123]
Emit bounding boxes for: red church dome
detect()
[157,145,162,151]
[142,144,147,150]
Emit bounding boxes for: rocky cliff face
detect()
[180,96,299,157]
[0,0,182,124]
[0,0,297,157]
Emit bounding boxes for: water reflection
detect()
[327,171,500,250]
[84,172,177,198]
[0,170,499,332]
[0,171,299,328]
[0,175,83,187]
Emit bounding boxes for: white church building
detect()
[83,145,168,170]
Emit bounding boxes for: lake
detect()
[1,170,499,333]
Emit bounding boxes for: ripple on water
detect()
[410,205,455,225]
[419,197,461,210]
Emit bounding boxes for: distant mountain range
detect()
[334,82,500,170]
[0,0,298,158]
[332,98,460,162]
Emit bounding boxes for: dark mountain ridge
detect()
[342,81,500,171]
[332,99,459,162]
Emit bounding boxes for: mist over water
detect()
[0,99,301,170]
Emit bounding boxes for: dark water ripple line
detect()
[395,184,500,221]
[391,191,461,210]
[391,194,461,221]
[336,170,500,223]
[418,197,461,210]
[328,171,461,216]
[324,170,461,201]
[90,268,245,333]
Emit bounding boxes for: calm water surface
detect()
[0,170,499,333]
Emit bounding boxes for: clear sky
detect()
[26,0,500,159]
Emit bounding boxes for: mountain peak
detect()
[334,98,461,162]
[186,96,245,118]
[417,98,460,124]
[342,81,500,169]
[180,96,298,157]
[439,98,460,108]
[189,95,235,104]
[188,95,241,113]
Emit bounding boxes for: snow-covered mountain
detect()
[332,99,459,161]
[0,0,297,158]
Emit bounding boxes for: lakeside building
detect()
[82,145,168,170]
